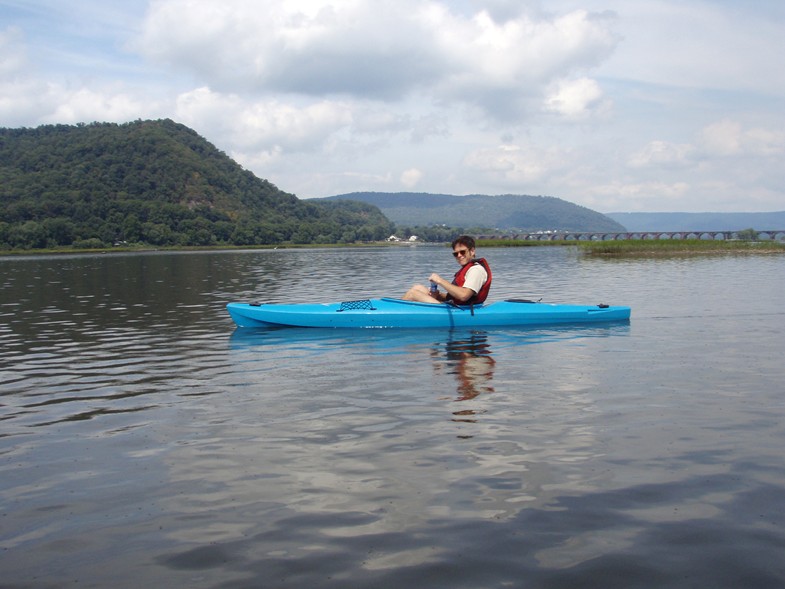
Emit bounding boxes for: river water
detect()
[1,246,784,588]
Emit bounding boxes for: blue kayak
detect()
[226,298,631,329]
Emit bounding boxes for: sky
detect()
[1,0,783,213]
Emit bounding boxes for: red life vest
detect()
[450,258,492,304]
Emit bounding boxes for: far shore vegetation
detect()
[574,238,785,256]
[4,235,784,257]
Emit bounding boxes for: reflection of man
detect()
[434,333,496,401]
[454,351,496,401]
[452,345,496,401]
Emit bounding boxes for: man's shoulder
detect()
[467,262,488,279]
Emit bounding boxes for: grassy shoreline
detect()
[575,238,785,256]
[0,241,443,256]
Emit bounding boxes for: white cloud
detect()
[0,22,162,125]
[400,168,423,188]
[699,119,785,158]
[586,0,785,96]
[743,128,785,157]
[0,26,27,77]
[1,82,152,131]
[136,0,449,99]
[700,119,744,157]
[232,146,285,173]
[427,8,618,118]
[43,87,149,124]
[175,86,353,153]
[135,1,618,120]
[586,180,691,212]
[628,140,694,169]
[544,77,608,119]
[588,118,785,212]
[0,27,45,123]
[463,143,570,185]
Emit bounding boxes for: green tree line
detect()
[0,120,394,250]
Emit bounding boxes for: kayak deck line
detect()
[227,298,631,329]
[245,298,614,311]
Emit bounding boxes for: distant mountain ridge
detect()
[320,192,626,232]
[606,212,785,232]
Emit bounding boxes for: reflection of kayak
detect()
[226,298,631,329]
[227,322,631,352]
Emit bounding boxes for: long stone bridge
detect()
[489,229,785,242]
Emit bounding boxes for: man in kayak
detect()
[403,235,492,304]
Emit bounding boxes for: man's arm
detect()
[429,273,476,303]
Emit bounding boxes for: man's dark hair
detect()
[451,235,476,250]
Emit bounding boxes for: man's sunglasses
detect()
[452,249,469,258]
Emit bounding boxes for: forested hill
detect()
[321,192,626,232]
[0,120,393,249]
